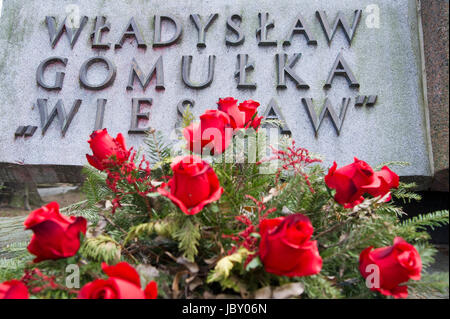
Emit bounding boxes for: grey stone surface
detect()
[0,0,432,181]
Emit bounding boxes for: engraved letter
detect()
[226,14,244,46]
[256,13,277,46]
[91,16,111,49]
[79,56,117,90]
[115,17,147,49]
[235,54,256,89]
[276,53,309,89]
[36,57,68,90]
[190,14,218,47]
[325,52,359,88]
[153,15,182,47]
[181,55,216,89]
[127,56,165,91]
[129,98,152,134]
[316,10,362,45]
[283,14,317,46]
[302,97,351,136]
[262,98,291,134]
[37,99,82,136]
[94,99,107,131]
[45,16,88,49]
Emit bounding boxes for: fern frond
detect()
[299,274,344,299]
[408,272,449,298]
[80,235,121,264]
[392,182,421,203]
[415,243,438,268]
[81,165,110,205]
[65,207,99,223]
[207,248,249,284]
[400,210,449,231]
[144,130,173,166]
[124,221,173,245]
[173,218,200,262]
[181,105,195,128]
[377,205,407,217]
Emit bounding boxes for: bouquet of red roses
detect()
[1,97,448,299]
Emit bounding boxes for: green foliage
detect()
[80,235,121,264]
[124,220,174,244]
[181,105,195,128]
[392,182,422,203]
[144,130,173,168]
[414,243,438,268]
[0,241,32,281]
[81,166,110,205]
[61,201,99,223]
[400,210,449,231]
[207,248,249,284]
[407,272,449,298]
[173,218,201,262]
[298,275,344,299]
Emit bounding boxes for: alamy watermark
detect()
[365,4,380,29]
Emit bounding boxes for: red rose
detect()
[24,202,87,263]
[78,262,158,299]
[86,128,131,170]
[157,155,223,215]
[183,109,233,155]
[0,280,29,299]
[359,237,422,299]
[259,213,322,277]
[238,99,263,130]
[363,166,400,201]
[217,97,245,129]
[324,158,399,208]
[217,97,263,130]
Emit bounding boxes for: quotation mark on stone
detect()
[15,125,37,138]
[355,95,377,107]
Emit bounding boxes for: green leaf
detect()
[207,248,249,284]
[245,256,262,271]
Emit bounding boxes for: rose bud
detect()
[359,237,422,299]
[218,98,263,131]
[86,128,130,170]
[324,158,399,208]
[157,155,223,215]
[217,97,246,130]
[0,280,29,299]
[259,213,322,277]
[78,262,158,299]
[362,166,399,201]
[238,100,263,130]
[183,109,233,155]
[24,202,87,263]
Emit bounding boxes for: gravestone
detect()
[0,0,436,187]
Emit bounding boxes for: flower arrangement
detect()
[0,97,448,299]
